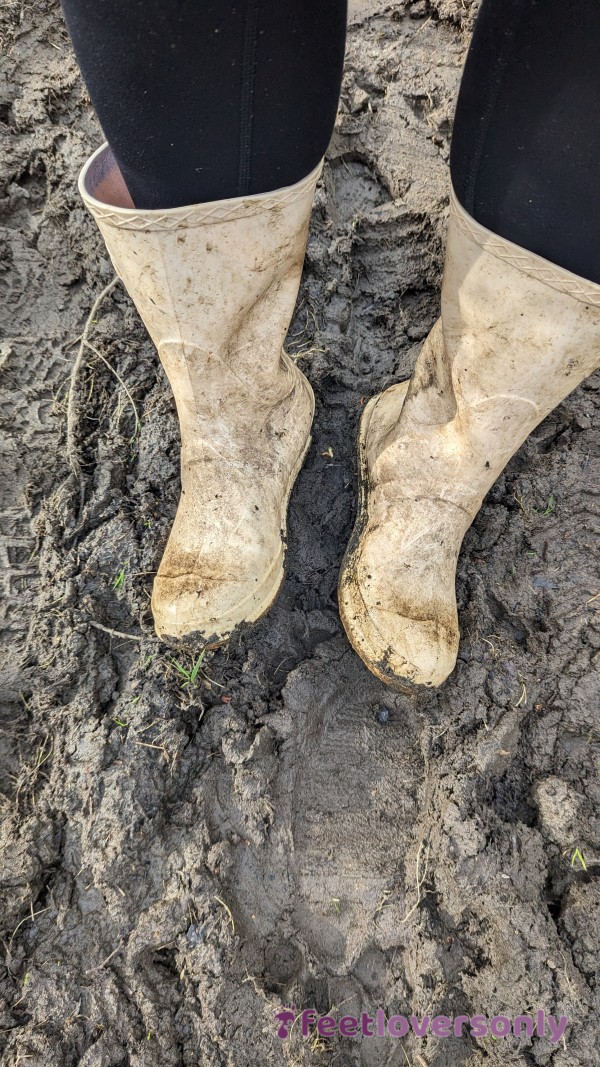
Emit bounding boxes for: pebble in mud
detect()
[185,924,206,947]
[374,705,391,724]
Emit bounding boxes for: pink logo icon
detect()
[274,1009,296,1038]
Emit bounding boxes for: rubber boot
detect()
[79,144,322,640]
[339,189,600,689]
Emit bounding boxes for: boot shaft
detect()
[79,144,322,398]
[441,191,600,416]
[402,189,600,454]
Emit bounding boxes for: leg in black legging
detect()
[451,0,600,283]
[60,0,347,209]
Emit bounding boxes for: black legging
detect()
[61,0,600,283]
[451,0,600,284]
[59,0,348,208]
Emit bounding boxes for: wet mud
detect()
[1,2,599,1065]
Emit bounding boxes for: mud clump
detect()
[1,1,599,1065]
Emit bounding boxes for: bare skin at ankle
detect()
[93,163,135,208]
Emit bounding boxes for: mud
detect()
[1,2,599,1065]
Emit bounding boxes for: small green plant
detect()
[170,650,206,688]
[112,563,128,590]
[543,493,556,516]
[113,718,129,728]
[571,847,587,871]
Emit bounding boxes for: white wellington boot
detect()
[79,144,322,639]
[339,189,600,689]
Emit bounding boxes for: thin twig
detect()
[215,896,235,935]
[9,906,51,947]
[65,276,119,502]
[83,339,141,440]
[400,841,430,923]
[87,619,143,643]
[84,946,121,975]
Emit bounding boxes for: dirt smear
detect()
[1,2,599,1065]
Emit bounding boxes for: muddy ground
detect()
[1,1,599,1064]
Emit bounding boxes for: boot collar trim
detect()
[79,143,322,231]
[450,189,600,308]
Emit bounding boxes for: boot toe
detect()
[152,551,285,640]
[339,521,460,689]
[151,525,286,641]
[341,592,459,689]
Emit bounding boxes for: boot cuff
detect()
[78,143,323,231]
[450,187,600,308]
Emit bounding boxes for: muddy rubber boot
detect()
[79,144,322,640]
[339,189,600,689]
